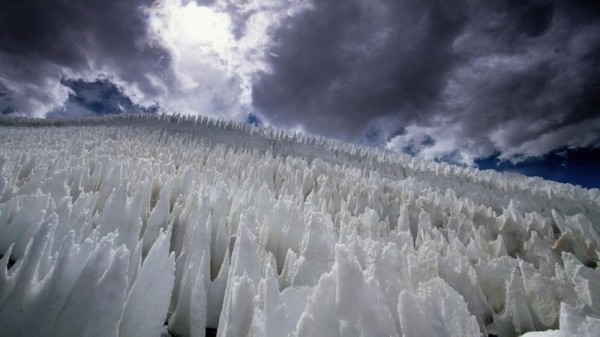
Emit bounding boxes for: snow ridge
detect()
[0,116,599,337]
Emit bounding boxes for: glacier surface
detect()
[0,115,599,337]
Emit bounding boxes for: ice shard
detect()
[0,114,598,336]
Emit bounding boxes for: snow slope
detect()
[0,115,599,337]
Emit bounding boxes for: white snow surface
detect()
[0,114,599,337]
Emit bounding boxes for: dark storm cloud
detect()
[253,0,600,161]
[0,0,170,116]
[444,1,600,157]
[254,0,466,139]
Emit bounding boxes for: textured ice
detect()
[0,114,599,337]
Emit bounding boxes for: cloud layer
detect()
[1,0,598,165]
[253,0,600,163]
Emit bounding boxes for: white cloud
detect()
[496,119,600,162]
[385,117,600,167]
[385,123,481,166]
[131,0,312,120]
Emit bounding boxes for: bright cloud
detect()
[139,0,310,120]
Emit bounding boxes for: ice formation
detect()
[0,115,599,337]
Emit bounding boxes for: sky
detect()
[1,0,599,188]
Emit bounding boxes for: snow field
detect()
[0,116,599,337]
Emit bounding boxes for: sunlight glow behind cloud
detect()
[143,0,240,116]
[148,1,236,67]
[141,0,310,119]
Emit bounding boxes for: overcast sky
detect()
[1,0,599,186]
